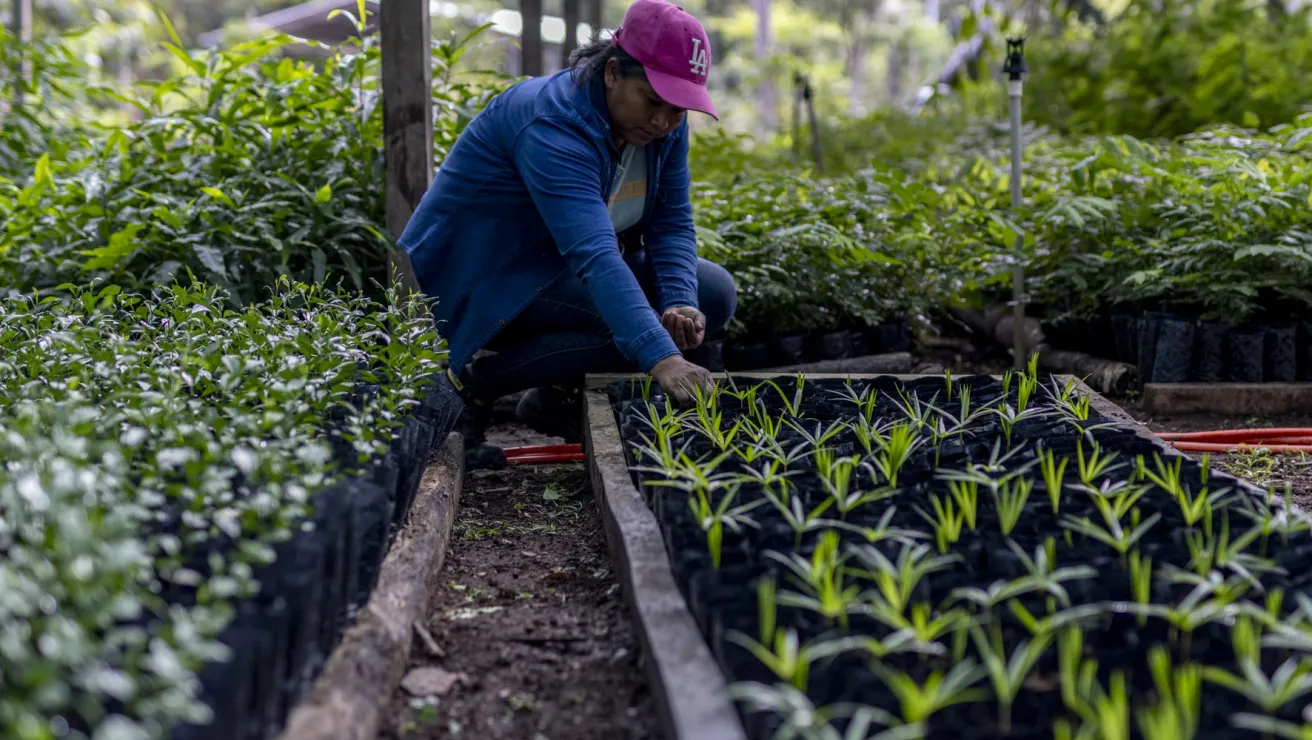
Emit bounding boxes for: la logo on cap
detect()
[689,38,708,77]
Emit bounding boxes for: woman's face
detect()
[604,58,686,148]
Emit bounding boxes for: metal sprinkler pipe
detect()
[1003,37,1028,371]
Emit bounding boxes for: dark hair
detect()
[568,37,646,84]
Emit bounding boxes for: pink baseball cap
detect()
[612,0,718,120]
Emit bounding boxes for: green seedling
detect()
[946,478,979,530]
[768,531,861,628]
[970,625,1052,734]
[871,660,988,725]
[848,541,961,618]
[1134,646,1202,740]
[915,493,965,553]
[1040,447,1069,513]
[993,476,1033,536]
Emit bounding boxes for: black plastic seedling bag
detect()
[1300,320,1312,382]
[847,329,870,358]
[1111,312,1137,363]
[809,331,852,361]
[1194,321,1226,383]
[1151,316,1195,383]
[1225,324,1266,382]
[1266,325,1298,382]
[310,485,353,661]
[770,333,808,365]
[726,342,769,370]
[353,480,394,607]
[872,322,910,354]
[1135,312,1163,385]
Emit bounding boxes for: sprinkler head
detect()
[1002,37,1028,81]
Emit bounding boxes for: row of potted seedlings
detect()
[0,280,458,740]
[1046,311,1312,385]
[607,363,1312,739]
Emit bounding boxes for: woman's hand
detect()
[650,355,713,406]
[661,306,706,350]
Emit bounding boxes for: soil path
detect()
[377,426,658,740]
[1126,404,1312,509]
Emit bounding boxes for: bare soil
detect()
[378,434,657,740]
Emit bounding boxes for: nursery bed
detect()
[586,372,1312,740]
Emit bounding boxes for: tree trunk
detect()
[848,37,867,115]
[886,40,902,104]
[520,0,543,76]
[752,0,776,129]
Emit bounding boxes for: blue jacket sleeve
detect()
[513,118,681,372]
[642,125,700,312]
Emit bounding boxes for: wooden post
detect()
[560,0,580,68]
[381,0,431,296]
[803,78,822,172]
[11,0,32,91]
[588,0,604,40]
[521,0,543,76]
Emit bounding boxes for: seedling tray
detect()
[584,372,1312,740]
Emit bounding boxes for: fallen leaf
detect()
[401,666,461,697]
[443,606,504,621]
[543,571,569,581]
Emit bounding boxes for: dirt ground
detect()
[1123,404,1312,510]
[377,427,658,740]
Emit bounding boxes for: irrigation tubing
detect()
[1158,428,1312,454]
[503,443,586,465]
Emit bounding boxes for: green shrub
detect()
[0,20,511,304]
[0,278,442,737]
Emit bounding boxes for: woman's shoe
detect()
[514,386,584,443]
[448,367,507,470]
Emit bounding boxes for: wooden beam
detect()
[521,0,543,76]
[560,0,580,67]
[11,0,32,90]
[381,0,431,296]
[588,0,604,39]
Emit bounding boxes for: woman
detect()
[400,0,736,466]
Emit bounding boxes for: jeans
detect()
[462,249,737,403]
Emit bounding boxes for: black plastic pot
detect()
[1300,320,1312,382]
[1151,316,1195,383]
[725,342,769,371]
[1195,321,1226,383]
[703,338,726,372]
[1225,324,1266,382]
[871,322,909,353]
[1111,312,1137,364]
[1135,312,1164,386]
[1266,324,1298,383]
[770,333,808,365]
[809,330,852,361]
[846,329,870,358]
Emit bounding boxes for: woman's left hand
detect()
[661,306,706,350]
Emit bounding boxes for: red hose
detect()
[1158,428,1312,442]
[1168,441,1312,454]
[1154,429,1312,454]
[503,444,587,465]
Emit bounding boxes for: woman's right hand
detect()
[650,355,713,406]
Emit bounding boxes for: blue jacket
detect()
[399,68,700,374]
